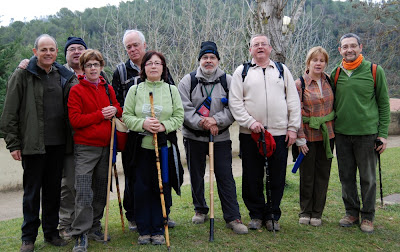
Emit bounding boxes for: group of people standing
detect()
[0,30,390,252]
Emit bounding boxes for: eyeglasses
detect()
[252,42,269,48]
[67,46,86,53]
[341,44,359,50]
[84,63,101,68]
[145,61,163,67]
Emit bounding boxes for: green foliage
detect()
[1,148,400,251]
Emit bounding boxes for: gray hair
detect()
[340,33,361,46]
[250,34,270,47]
[34,34,57,49]
[122,30,146,46]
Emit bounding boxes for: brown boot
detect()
[339,215,359,227]
[20,241,34,252]
[360,219,374,233]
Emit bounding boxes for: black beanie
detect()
[64,37,88,56]
[198,41,220,61]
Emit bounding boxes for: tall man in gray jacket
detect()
[178,41,248,234]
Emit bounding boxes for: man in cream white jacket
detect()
[229,34,301,231]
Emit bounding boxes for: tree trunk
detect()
[252,0,306,63]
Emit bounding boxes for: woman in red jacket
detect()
[67,49,122,252]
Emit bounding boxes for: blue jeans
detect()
[240,134,288,221]
[335,133,377,221]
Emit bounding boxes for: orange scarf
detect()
[342,54,363,70]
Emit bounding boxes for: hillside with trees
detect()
[0,0,399,119]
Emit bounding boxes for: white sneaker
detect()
[299,216,310,225]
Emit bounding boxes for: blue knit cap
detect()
[64,37,87,56]
[198,41,220,61]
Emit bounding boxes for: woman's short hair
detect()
[79,49,105,71]
[140,51,168,82]
[305,46,329,72]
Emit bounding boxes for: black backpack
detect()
[241,61,285,82]
[189,71,228,100]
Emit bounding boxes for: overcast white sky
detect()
[0,0,124,27]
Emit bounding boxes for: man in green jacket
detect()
[0,34,77,252]
[331,33,390,233]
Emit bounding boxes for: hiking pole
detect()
[113,164,125,232]
[375,139,384,207]
[209,133,215,242]
[149,92,170,251]
[260,129,275,235]
[104,117,116,243]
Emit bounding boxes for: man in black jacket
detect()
[1,34,77,252]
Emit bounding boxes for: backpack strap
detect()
[371,63,377,88]
[299,76,305,101]
[241,62,252,82]
[104,84,112,106]
[189,71,197,101]
[334,66,341,88]
[274,61,284,80]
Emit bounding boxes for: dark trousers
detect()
[335,133,377,221]
[21,145,65,242]
[134,148,172,236]
[122,151,135,222]
[240,134,288,221]
[59,153,76,230]
[299,139,334,218]
[184,138,241,222]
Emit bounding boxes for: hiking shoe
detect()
[168,218,176,228]
[299,216,310,225]
[128,220,137,231]
[266,220,280,231]
[20,241,34,252]
[192,212,207,224]
[339,215,359,227]
[310,218,322,227]
[87,230,111,242]
[248,218,263,230]
[360,219,374,233]
[151,235,166,245]
[138,235,151,245]
[44,235,68,246]
[226,219,248,234]
[59,228,73,240]
[73,234,88,252]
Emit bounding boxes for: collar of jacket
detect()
[77,75,107,87]
[195,66,225,83]
[27,56,75,81]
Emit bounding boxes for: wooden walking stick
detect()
[104,117,116,243]
[113,164,125,232]
[149,92,170,250]
[209,133,215,242]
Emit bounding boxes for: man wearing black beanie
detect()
[178,41,248,235]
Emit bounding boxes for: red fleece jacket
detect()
[68,75,122,147]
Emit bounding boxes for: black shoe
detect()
[20,241,34,252]
[44,235,68,246]
[73,234,88,252]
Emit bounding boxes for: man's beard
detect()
[200,65,217,75]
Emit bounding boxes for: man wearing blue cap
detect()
[178,41,248,234]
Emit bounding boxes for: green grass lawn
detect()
[1,148,400,251]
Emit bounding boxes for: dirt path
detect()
[1,135,400,222]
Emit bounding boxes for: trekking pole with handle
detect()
[209,133,215,242]
[375,139,384,207]
[149,92,170,250]
[113,164,125,232]
[104,117,116,243]
[260,129,275,234]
